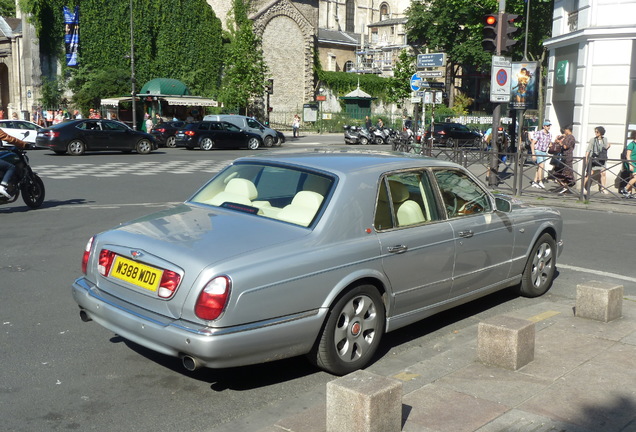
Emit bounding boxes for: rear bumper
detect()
[72,276,326,369]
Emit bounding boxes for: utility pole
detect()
[129,0,137,130]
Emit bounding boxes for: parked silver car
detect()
[72,150,563,375]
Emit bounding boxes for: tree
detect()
[386,49,415,106]
[0,0,16,16]
[67,65,131,112]
[406,0,553,108]
[218,0,268,115]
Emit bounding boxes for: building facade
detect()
[544,0,636,162]
[0,15,41,120]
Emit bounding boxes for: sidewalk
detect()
[253,298,636,432]
[215,294,636,432]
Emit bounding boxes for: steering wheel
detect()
[457,198,484,216]
[442,191,458,217]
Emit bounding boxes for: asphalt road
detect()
[1,136,634,432]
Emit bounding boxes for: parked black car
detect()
[175,121,262,150]
[150,121,186,148]
[423,122,482,148]
[36,119,158,156]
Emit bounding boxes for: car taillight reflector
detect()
[155,128,166,133]
[158,270,181,299]
[439,130,446,135]
[195,276,231,320]
[184,130,196,136]
[98,249,116,276]
[82,237,94,274]
[44,130,61,138]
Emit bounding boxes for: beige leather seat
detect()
[208,178,257,206]
[277,191,324,226]
[389,181,426,226]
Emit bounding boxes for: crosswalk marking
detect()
[34,160,232,179]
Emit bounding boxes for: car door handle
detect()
[388,245,408,254]
[458,230,474,238]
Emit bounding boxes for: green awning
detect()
[140,78,190,96]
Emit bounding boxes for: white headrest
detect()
[225,178,257,200]
[291,191,324,209]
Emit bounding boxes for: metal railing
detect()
[392,138,635,205]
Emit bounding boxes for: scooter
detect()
[370,127,390,145]
[343,125,372,145]
[0,143,46,209]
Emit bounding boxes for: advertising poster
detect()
[64,6,80,67]
[510,62,538,110]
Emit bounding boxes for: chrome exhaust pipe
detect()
[79,310,92,322]
[181,355,201,371]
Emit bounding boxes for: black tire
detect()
[247,137,260,150]
[263,135,274,147]
[136,139,153,154]
[310,285,385,375]
[166,136,177,148]
[21,173,45,209]
[374,137,384,145]
[67,140,85,156]
[359,136,369,146]
[200,137,214,151]
[518,233,557,297]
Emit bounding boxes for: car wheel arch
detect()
[319,274,389,319]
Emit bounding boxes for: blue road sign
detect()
[410,73,422,91]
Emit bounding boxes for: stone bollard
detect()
[575,280,623,322]
[477,315,535,370]
[326,369,402,432]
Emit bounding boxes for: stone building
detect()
[207,0,410,115]
[0,15,41,120]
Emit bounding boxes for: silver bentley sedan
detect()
[72,150,563,375]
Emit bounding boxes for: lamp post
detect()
[129,0,137,130]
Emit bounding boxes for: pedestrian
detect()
[364,116,372,130]
[11,112,18,120]
[154,113,162,127]
[144,113,153,133]
[530,120,553,189]
[620,130,636,198]
[292,114,300,138]
[376,118,384,129]
[73,110,83,119]
[552,125,576,193]
[584,126,610,195]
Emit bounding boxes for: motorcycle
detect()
[343,125,372,145]
[0,142,46,209]
[370,127,390,145]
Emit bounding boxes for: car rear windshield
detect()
[189,162,335,227]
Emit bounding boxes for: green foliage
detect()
[452,92,474,115]
[20,0,224,106]
[67,65,131,112]
[406,0,553,71]
[219,0,268,114]
[317,70,390,100]
[0,0,16,16]
[39,76,63,108]
[386,49,415,105]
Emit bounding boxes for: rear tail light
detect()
[195,276,231,320]
[158,270,181,299]
[98,249,116,276]
[439,130,446,135]
[82,237,94,274]
[43,130,61,138]
[155,128,166,133]
[184,130,196,137]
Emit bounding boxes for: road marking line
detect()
[559,264,636,283]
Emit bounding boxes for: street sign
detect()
[416,71,443,78]
[410,73,422,91]
[490,56,511,103]
[417,53,446,68]
[419,81,445,89]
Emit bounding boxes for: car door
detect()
[77,120,108,150]
[221,122,247,148]
[101,120,133,150]
[375,170,455,325]
[432,168,514,299]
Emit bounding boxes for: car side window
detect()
[199,122,210,131]
[224,123,241,132]
[246,118,260,128]
[80,121,100,130]
[103,121,126,131]
[374,170,440,230]
[209,122,222,131]
[433,169,492,218]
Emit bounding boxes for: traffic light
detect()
[500,13,520,53]
[482,14,498,53]
[266,78,274,94]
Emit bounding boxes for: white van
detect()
[202,114,282,147]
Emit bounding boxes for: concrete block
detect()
[326,369,402,432]
[477,315,535,370]
[576,280,623,322]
